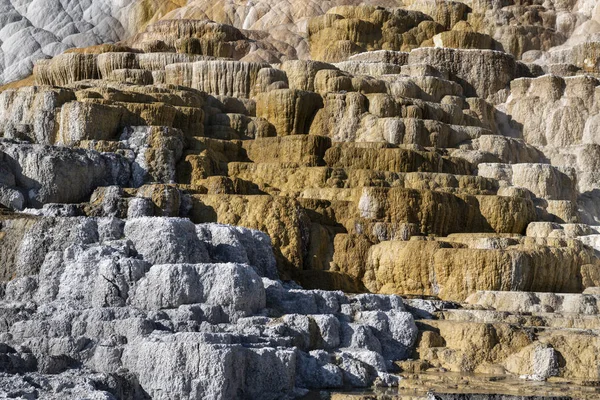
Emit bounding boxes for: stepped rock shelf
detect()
[4,0,600,399]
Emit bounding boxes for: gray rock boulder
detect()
[0,141,131,207]
[131,262,266,320]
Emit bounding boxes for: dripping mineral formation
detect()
[2,0,600,399]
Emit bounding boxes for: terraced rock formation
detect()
[3,0,600,399]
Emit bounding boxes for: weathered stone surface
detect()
[196,223,279,279]
[0,216,420,399]
[4,1,600,397]
[131,262,266,319]
[57,101,123,146]
[0,86,75,144]
[165,60,271,98]
[34,54,100,86]
[407,47,517,100]
[190,194,309,278]
[0,141,130,208]
[478,163,577,201]
[357,187,535,235]
[255,89,323,136]
[308,6,437,62]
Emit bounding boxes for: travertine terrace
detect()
[2,0,600,399]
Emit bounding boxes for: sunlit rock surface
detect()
[3,0,600,399]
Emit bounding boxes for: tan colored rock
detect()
[330,234,374,283]
[429,244,588,300]
[96,52,141,78]
[542,332,600,381]
[309,92,368,141]
[34,54,99,86]
[324,144,472,175]
[417,320,532,373]
[255,89,323,136]
[433,30,495,50]
[0,215,39,281]
[57,102,124,146]
[541,200,580,224]
[242,135,331,165]
[206,113,274,140]
[280,60,337,92]
[227,165,334,195]
[392,75,463,102]
[308,6,435,62]
[126,19,293,62]
[190,194,309,277]
[0,86,75,145]
[407,47,517,100]
[358,187,535,236]
[226,165,493,197]
[165,60,270,98]
[135,184,183,217]
[405,0,469,30]
[416,317,600,382]
[368,233,592,301]
[254,67,289,93]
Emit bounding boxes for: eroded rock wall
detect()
[2,0,600,398]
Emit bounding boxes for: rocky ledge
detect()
[3,0,600,399]
[0,215,422,399]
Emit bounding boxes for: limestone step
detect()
[414,319,600,382]
[325,369,599,398]
[358,187,535,235]
[242,135,331,165]
[464,291,600,315]
[395,371,599,399]
[324,143,473,175]
[438,309,600,331]
[228,163,498,194]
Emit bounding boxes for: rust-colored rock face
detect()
[4,0,600,398]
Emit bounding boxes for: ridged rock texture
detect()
[3,0,600,399]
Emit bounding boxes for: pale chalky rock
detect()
[0,86,75,144]
[477,163,577,201]
[0,141,130,207]
[196,223,278,279]
[131,263,266,319]
[124,217,210,265]
[122,336,298,400]
[0,215,422,398]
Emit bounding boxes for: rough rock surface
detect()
[3,0,600,399]
[0,215,419,399]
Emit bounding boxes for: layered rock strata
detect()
[3,0,600,399]
[0,215,424,399]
